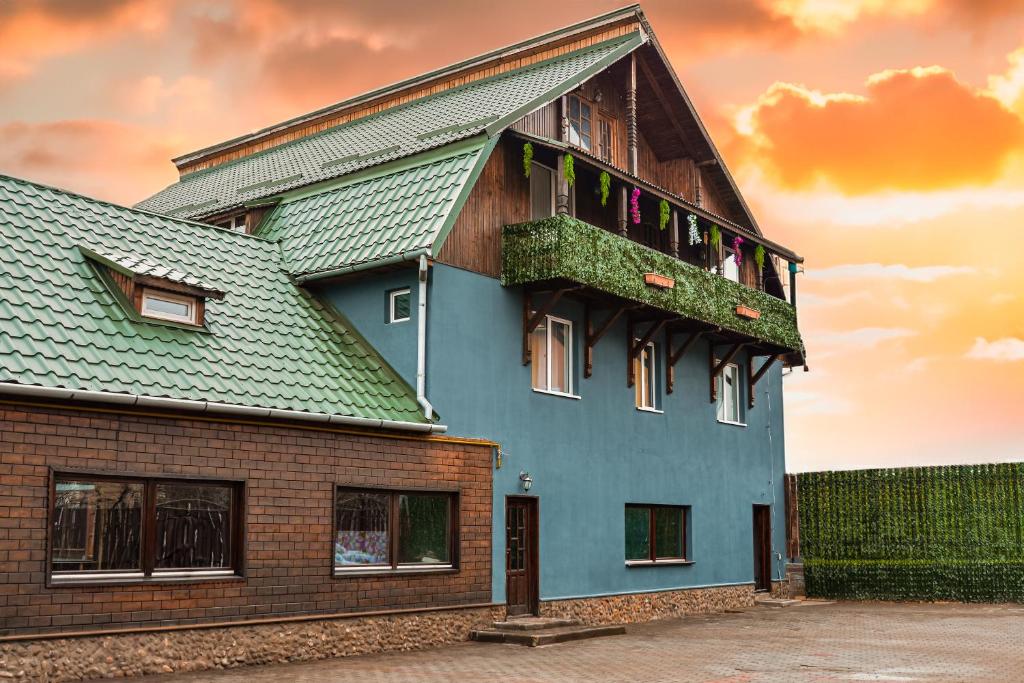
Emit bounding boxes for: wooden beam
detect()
[669,210,679,259]
[584,304,628,378]
[747,354,780,409]
[617,185,628,237]
[665,328,705,395]
[628,319,666,388]
[522,288,571,365]
[636,53,691,159]
[709,342,746,403]
[555,153,570,215]
[626,52,638,175]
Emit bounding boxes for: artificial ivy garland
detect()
[754,244,766,274]
[659,200,670,230]
[709,224,721,249]
[687,213,701,245]
[733,236,745,265]
[630,187,641,224]
[599,171,611,207]
[564,154,575,188]
[522,143,533,178]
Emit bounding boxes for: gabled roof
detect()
[0,174,431,429]
[81,246,223,296]
[259,139,491,280]
[136,32,642,220]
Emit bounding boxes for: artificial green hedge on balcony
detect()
[501,215,803,351]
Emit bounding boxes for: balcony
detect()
[502,215,803,355]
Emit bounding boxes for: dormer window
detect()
[141,288,198,325]
[212,213,247,233]
[80,247,224,328]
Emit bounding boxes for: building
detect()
[0,5,804,679]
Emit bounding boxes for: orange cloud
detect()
[735,66,1024,193]
[0,120,181,205]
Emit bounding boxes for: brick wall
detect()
[0,402,493,637]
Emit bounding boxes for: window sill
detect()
[334,565,457,578]
[387,318,410,324]
[532,388,581,400]
[49,570,243,587]
[717,419,747,428]
[625,559,695,568]
[636,406,663,415]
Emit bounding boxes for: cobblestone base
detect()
[0,607,502,683]
[538,583,756,625]
[771,580,791,598]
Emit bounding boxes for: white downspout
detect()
[416,254,433,419]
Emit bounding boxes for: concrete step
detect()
[470,623,626,647]
[490,617,580,631]
[755,597,803,608]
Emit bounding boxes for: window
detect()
[717,362,744,425]
[567,94,593,151]
[141,288,198,325]
[597,116,614,163]
[388,288,411,323]
[625,504,688,564]
[213,214,247,232]
[531,315,573,396]
[50,474,241,583]
[530,162,555,220]
[335,487,455,573]
[723,246,740,283]
[634,341,657,411]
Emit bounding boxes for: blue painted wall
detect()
[324,262,789,602]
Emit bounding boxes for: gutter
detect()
[294,249,431,284]
[0,383,447,434]
[416,254,433,419]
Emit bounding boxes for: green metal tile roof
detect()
[0,174,428,425]
[259,140,490,278]
[135,33,642,220]
[81,247,222,294]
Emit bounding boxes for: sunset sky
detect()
[2,0,1022,472]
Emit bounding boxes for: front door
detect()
[505,497,538,616]
[753,504,772,592]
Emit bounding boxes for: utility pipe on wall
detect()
[416,254,433,419]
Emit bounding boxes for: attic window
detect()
[141,288,198,325]
[80,247,224,328]
[212,213,247,232]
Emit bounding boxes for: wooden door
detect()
[505,497,538,616]
[753,504,772,592]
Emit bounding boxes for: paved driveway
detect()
[138,601,1024,682]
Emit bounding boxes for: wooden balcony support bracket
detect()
[665,326,717,395]
[521,287,574,365]
[584,303,628,379]
[747,354,780,409]
[627,318,667,388]
[708,342,747,403]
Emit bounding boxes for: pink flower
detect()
[630,188,641,224]
[733,236,744,265]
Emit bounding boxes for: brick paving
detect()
[137,601,1024,682]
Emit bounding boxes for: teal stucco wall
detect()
[323,263,789,603]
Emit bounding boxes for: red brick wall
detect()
[0,402,493,637]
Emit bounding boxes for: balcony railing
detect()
[502,215,803,353]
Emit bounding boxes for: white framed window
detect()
[723,247,740,283]
[634,341,658,411]
[140,288,198,325]
[567,94,593,151]
[530,162,555,220]
[717,363,744,425]
[531,314,573,397]
[388,288,411,323]
[213,214,247,233]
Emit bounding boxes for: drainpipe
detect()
[416,254,433,419]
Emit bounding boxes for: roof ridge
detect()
[174,33,636,185]
[0,173,271,242]
[173,4,642,167]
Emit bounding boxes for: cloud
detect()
[768,0,931,33]
[784,390,854,415]
[0,1,166,86]
[0,119,181,205]
[113,75,215,117]
[812,327,917,352]
[989,47,1024,117]
[807,263,976,282]
[734,66,1024,194]
[966,337,1024,361]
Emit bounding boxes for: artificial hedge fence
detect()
[797,464,1024,602]
[501,215,803,351]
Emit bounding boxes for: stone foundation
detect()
[771,580,790,599]
[0,607,502,683]
[538,583,756,625]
